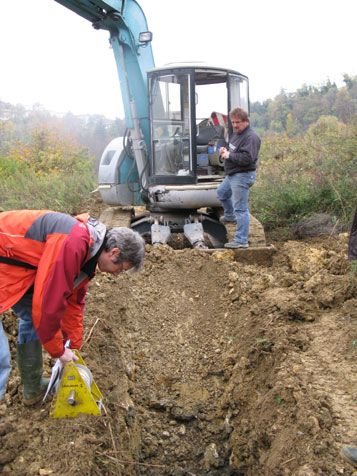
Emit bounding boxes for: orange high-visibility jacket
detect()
[0,210,106,357]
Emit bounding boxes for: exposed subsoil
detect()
[1,196,357,476]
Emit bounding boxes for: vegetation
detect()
[251,115,357,229]
[0,102,125,171]
[0,74,356,228]
[251,74,357,137]
[0,122,96,213]
[248,74,357,229]
[0,103,125,212]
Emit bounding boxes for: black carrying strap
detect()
[0,256,37,270]
[0,231,108,275]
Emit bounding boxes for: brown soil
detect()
[1,196,357,476]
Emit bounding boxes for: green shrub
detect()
[251,118,357,229]
[0,124,96,213]
[0,167,95,213]
[0,153,96,213]
[0,155,28,178]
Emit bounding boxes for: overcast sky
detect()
[1,0,356,119]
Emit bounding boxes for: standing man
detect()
[0,210,145,405]
[217,107,261,249]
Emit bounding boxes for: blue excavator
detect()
[54,0,266,249]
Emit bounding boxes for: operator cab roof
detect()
[147,62,248,85]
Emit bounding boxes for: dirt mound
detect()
[1,201,357,476]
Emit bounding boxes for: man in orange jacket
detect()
[0,210,145,405]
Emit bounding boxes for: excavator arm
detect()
[54,0,154,123]
[54,0,154,190]
[53,0,125,28]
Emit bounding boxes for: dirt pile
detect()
[1,202,357,476]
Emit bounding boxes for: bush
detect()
[0,164,95,213]
[0,124,96,213]
[251,118,357,229]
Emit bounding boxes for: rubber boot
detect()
[16,340,50,406]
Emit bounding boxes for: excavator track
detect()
[224,214,267,248]
[99,207,274,265]
[208,214,276,265]
[99,206,134,229]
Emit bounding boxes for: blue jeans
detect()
[0,293,39,400]
[12,293,39,344]
[217,171,256,244]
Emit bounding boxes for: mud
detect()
[1,198,357,476]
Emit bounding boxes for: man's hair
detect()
[105,227,145,273]
[230,107,249,122]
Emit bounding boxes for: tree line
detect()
[1,73,356,156]
[250,74,357,137]
[0,102,125,171]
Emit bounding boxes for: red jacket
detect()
[0,210,104,358]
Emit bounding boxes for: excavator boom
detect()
[54,0,124,28]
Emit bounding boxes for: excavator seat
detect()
[196,124,225,154]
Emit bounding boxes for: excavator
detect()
[54,0,267,250]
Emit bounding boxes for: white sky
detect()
[0,0,356,119]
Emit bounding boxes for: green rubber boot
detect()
[16,340,50,406]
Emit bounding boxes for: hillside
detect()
[1,197,356,476]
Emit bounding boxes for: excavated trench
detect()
[1,205,357,476]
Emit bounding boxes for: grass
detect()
[0,167,96,214]
[251,121,357,230]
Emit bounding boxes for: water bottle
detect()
[208,142,215,155]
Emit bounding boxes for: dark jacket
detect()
[224,124,261,175]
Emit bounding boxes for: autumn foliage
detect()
[251,116,357,229]
[0,120,95,213]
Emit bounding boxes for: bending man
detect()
[217,107,261,249]
[0,210,145,404]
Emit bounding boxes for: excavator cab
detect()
[99,64,252,247]
[148,65,249,185]
[98,63,253,248]
[115,64,253,248]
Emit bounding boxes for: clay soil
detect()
[1,197,357,476]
